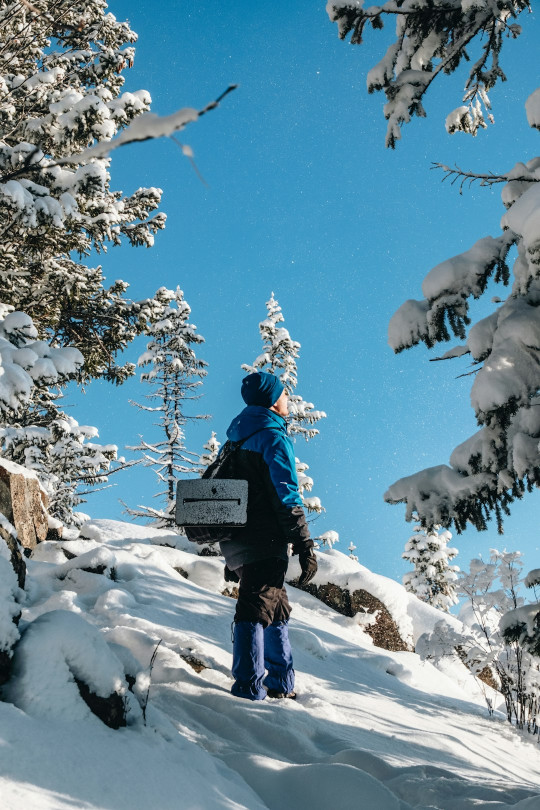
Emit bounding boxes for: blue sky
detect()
[74,1,540,581]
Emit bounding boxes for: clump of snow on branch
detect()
[0,303,83,416]
[314,530,340,550]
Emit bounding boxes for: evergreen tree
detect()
[0,0,168,383]
[242,293,327,514]
[200,431,221,469]
[327,0,529,147]
[0,409,117,528]
[127,287,208,528]
[385,90,540,534]
[0,302,118,526]
[402,525,459,612]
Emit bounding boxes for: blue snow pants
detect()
[231,558,295,701]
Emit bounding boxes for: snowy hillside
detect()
[1,520,539,810]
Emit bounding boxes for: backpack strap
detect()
[203,427,281,480]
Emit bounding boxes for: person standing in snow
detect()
[222,371,318,701]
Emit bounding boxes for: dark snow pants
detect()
[231,557,294,700]
[233,557,291,626]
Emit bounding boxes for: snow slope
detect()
[1,519,539,810]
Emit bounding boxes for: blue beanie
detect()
[241,372,285,408]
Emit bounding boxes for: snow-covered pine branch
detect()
[385,92,540,534]
[242,292,328,516]
[0,302,83,417]
[326,0,528,147]
[126,287,208,528]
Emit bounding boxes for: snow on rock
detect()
[4,610,130,724]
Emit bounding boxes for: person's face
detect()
[271,389,288,417]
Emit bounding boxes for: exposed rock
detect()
[74,676,127,730]
[222,586,239,599]
[181,654,208,673]
[174,566,189,579]
[351,589,410,652]
[0,650,12,685]
[0,517,25,589]
[46,525,64,542]
[199,545,220,557]
[297,580,411,652]
[455,646,499,691]
[0,459,50,550]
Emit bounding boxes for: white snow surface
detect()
[1,518,539,810]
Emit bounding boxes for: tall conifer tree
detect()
[242,293,328,516]
[127,287,208,527]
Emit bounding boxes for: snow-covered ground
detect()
[1,519,539,810]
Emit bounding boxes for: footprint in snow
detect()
[289,628,328,659]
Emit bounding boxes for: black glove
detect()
[224,565,240,583]
[297,547,317,588]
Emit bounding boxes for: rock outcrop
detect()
[0,458,51,551]
[297,580,411,652]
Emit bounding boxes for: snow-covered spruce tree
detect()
[385,90,540,535]
[127,287,208,528]
[242,293,328,515]
[200,431,221,469]
[326,0,529,147]
[402,525,459,612]
[0,0,171,383]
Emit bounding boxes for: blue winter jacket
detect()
[219,405,312,570]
